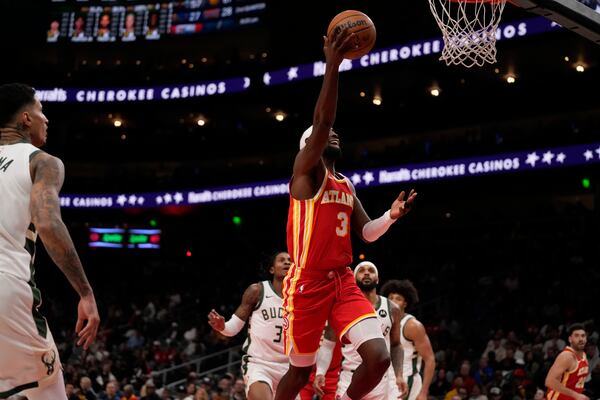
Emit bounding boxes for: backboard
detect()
[511,0,600,43]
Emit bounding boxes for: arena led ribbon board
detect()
[88,227,161,249]
[62,142,600,209]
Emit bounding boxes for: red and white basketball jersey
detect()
[546,346,589,400]
[287,171,354,271]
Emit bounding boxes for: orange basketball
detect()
[326,10,376,60]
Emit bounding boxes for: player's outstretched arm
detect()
[406,319,436,400]
[292,30,356,188]
[208,283,260,337]
[30,152,100,349]
[545,352,588,400]
[351,185,418,242]
[389,302,408,396]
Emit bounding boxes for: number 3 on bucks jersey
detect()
[274,325,283,343]
[336,212,349,237]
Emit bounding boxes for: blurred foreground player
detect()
[0,83,100,400]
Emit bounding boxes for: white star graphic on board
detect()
[595,146,600,158]
[363,171,375,185]
[128,195,137,205]
[163,193,173,204]
[584,150,594,161]
[525,152,540,167]
[542,151,555,165]
[174,193,184,204]
[263,72,271,85]
[155,196,163,205]
[116,195,127,206]
[556,153,566,163]
[287,67,298,81]
[351,173,362,186]
[137,197,145,205]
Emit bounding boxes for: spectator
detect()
[533,387,545,400]
[66,383,79,400]
[231,378,246,400]
[469,384,488,400]
[459,360,477,392]
[121,384,138,400]
[182,382,197,400]
[96,361,117,392]
[542,328,566,355]
[194,387,210,400]
[489,386,502,400]
[100,381,120,400]
[483,333,507,362]
[474,357,494,386]
[80,376,98,400]
[140,381,160,400]
[431,368,452,397]
[445,377,465,400]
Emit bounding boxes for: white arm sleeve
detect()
[315,338,336,376]
[220,314,246,337]
[362,210,396,242]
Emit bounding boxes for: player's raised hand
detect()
[323,29,355,66]
[208,309,226,332]
[313,374,327,397]
[390,189,417,219]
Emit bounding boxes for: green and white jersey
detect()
[400,314,423,377]
[242,280,287,365]
[0,143,40,283]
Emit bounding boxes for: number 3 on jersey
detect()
[336,211,349,237]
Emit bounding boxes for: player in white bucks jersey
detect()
[381,279,436,400]
[0,83,100,400]
[315,261,408,400]
[208,252,291,400]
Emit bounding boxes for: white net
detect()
[428,0,507,67]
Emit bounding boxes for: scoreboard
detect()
[48,0,266,43]
[89,227,161,249]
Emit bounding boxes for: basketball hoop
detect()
[428,0,508,67]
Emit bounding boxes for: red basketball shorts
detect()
[282,265,376,356]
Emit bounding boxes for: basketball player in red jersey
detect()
[274,30,417,400]
[298,331,342,400]
[545,323,590,400]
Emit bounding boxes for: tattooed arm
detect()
[30,152,100,349]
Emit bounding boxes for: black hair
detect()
[259,251,287,278]
[380,279,420,308]
[567,323,586,336]
[0,83,36,128]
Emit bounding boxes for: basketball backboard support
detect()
[511,0,600,43]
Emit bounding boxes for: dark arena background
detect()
[0,0,599,399]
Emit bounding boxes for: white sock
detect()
[341,393,352,400]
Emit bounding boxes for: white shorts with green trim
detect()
[0,272,61,399]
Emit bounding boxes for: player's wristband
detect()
[362,210,396,242]
[316,338,336,375]
[220,314,246,337]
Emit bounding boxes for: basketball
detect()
[326,10,376,60]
